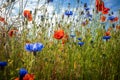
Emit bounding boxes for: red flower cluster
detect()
[96,0,110,14]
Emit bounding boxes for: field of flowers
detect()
[0,0,120,80]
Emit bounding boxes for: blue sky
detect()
[0,0,120,16]
[60,0,120,11]
[33,0,120,13]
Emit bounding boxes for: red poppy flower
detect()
[54,30,64,40]
[8,30,18,37]
[96,0,110,14]
[23,74,34,80]
[0,16,5,22]
[0,16,7,24]
[14,77,19,80]
[23,10,32,21]
[96,0,103,11]
[110,17,119,23]
[14,74,34,80]
[105,31,110,36]
[100,15,106,22]
[102,8,110,14]
[114,17,119,22]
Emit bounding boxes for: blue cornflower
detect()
[103,36,111,41]
[65,11,73,16]
[78,38,82,41]
[32,43,44,52]
[108,16,115,21]
[19,68,28,79]
[0,61,7,67]
[86,13,92,18]
[25,43,34,52]
[78,42,84,46]
[85,7,90,11]
[25,43,44,52]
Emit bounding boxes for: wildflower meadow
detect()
[0,0,120,80]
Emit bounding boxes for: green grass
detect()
[0,24,120,80]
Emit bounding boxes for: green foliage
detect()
[0,25,120,80]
